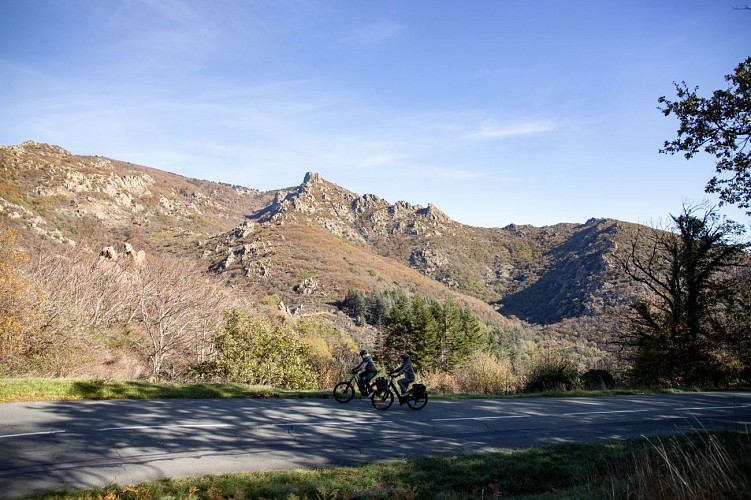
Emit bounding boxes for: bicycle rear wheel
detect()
[333,381,355,403]
[371,388,394,410]
[407,390,428,410]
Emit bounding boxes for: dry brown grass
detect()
[608,432,751,499]
[419,353,521,395]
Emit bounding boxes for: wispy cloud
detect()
[467,120,556,141]
[339,21,402,45]
[136,0,200,24]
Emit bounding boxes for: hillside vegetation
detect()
[3,140,747,389]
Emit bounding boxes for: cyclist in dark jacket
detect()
[390,353,415,395]
[352,349,378,395]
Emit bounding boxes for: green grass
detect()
[1,377,741,403]
[32,432,751,499]
[0,378,330,403]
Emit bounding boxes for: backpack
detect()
[411,383,426,398]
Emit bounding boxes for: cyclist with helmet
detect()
[390,353,415,395]
[351,349,378,396]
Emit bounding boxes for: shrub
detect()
[581,368,616,390]
[418,369,460,394]
[524,353,582,392]
[455,352,517,394]
[209,309,317,390]
[298,319,357,389]
[0,227,32,372]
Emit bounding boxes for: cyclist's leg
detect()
[397,378,407,395]
[400,377,415,395]
[363,371,376,393]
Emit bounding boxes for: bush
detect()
[298,319,357,389]
[524,353,582,392]
[208,309,317,390]
[418,369,460,394]
[0,227,36,373]
[455,352,517,394]
[581,368,616,390]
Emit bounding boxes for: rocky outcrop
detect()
[293,277,320,295]
[124,242,146,265]
[249,172,455,244]
[0,196,75,245]
[0,141,270,249]
[99,242,146,265]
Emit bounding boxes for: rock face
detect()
[207,172,636,326]
[253,171,456,245]
[0,141,272,250]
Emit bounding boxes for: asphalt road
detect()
[1,392,750,498]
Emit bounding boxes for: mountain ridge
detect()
[1,141,639,350]
[225,167,632,325]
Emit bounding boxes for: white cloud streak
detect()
[339,21,402,45]
[468,120,557,140]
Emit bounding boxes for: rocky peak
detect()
[417,203,449,223]
[254,172,355,222]
[303,171,323,185]
[248,173,455,243]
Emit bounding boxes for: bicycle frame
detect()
[371,374,428,411]
[332,372,374,403]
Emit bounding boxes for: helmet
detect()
[359,349,368,356]
[400,353,410,360]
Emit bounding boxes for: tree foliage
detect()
[381,292,487,372]
[1,240,236,379]
[659,57,751,214]
[341,288,499,373]
[0,227,33,370]
[208,309,316,390]
[340,288,403,327]
[616,204,750,385]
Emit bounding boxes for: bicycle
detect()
[332,372,376,403]
[370,374,428,410]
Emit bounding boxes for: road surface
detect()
[1,392,750,498]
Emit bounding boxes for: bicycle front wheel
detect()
[371,388,394,410]
[333,381,355,403]
[407,390,428,410]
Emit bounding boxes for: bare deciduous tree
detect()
[130,255,225,380]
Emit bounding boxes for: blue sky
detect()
[1,1,749,228]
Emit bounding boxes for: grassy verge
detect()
[35,431,751,499]
[0,378,725,403]
[0,378,330,403]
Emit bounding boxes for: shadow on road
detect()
[1,392,750,498]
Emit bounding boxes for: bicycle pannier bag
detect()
[375,377,388,390]
[411,384,426,398]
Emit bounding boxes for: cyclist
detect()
[390,353,415,395]
[352,349,378,396]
